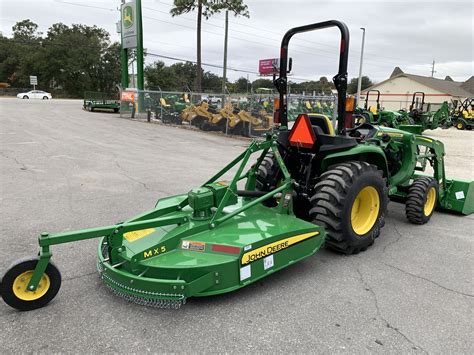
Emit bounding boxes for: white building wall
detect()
[360,77,452,111]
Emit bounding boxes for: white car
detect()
[17,90,52,100]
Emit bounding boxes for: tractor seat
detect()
[160,98,170,107]
[313,126,358,154]
[308,114,335,136]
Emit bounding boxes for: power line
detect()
[52,1,397,70]
[146,51,258,75]
[145,2,429,66]
[52,0,406,71]
[142,13,399,71]
[54,0,118,12]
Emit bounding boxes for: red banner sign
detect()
[259,58,280,76]
[121,91,135,102]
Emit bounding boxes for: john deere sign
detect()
[121,0,137,48]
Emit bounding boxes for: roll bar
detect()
[364,90,381,110]
[274,20,350,134]
[411,92,425,109]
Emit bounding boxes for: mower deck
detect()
[97,195,324,308]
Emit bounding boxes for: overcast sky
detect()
[1,0,473,84]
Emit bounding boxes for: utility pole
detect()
[131,55,136,88]
[120,0,129,89]
[356,27,366,107]
[431,59,436,77]
[222,10,229,94]
[136,0,144,92]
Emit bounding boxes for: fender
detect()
[321,145,389,179]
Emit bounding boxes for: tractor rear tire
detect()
[406,177,438,224]
[255,152,280,207]
[1,257,61,311]
[309,162,388,254]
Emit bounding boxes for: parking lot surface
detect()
[0,98,473,353]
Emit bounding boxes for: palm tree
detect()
[171,0,249,93]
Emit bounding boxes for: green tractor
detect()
[1,21,473,311]
[407,92,452,131]
[354,89,381,125]
[354,90,415,131]
[451,97,473,130]
[154,94,189,125]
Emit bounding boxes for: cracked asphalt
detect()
[0,98,473,353]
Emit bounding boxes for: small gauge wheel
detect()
[1,257,61,311]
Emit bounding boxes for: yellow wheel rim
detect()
[351,186,380,235]
[457,123,463,129]
[424,187,436,216]
[12,271,50,301]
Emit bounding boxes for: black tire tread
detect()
[406,177,438,224]
[0,257,62,311]
[310,161,388,254]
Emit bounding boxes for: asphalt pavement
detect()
[0,98,473,353]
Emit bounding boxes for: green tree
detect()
[3,20,43,86]
[170,0,249,93]
[233,76,250,93]
[251,78,273,90]
[172,61,198,90]
[39,23,119,96]
[145,61,178,91]
[347,76,373,94]
[202,71,221,91]
[12,19,41,41]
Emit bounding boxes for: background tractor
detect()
[407,92,452,131]
[354,90,415,130]
[354,89,381,125]
[451,97,473,130]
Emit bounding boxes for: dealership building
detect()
[360,67,474,111]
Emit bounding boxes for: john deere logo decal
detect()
[123,6,134,29]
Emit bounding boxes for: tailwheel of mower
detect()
[1,257,61,311]
[406,177,438,224]
[310,161,388,254]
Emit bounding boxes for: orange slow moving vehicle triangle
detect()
[289,114,316,148]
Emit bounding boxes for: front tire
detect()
[43,96,49,100]
[456,121,465,130]
[1,257,61,311]
[406,177,438,224]
[310,162,388,254]
[23,95,29,99]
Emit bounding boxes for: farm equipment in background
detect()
[164,95,189,124]
[218,103,245,135]
[83,91,120,113]
[2,20,472,313]
[180,101,223,130]
[354,89,381,125]
[407,92,452,131]
[451,98,473,130]
[145,94,190,124]
[354,90,417,131]
[235,109,264,137]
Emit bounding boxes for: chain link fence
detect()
[119,89,336,138]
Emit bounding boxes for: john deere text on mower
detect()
[1,21,473,311]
